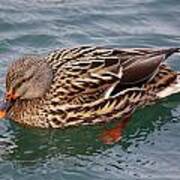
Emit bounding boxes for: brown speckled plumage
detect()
[4,46,180,128]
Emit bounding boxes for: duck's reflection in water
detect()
[0,95,180,167]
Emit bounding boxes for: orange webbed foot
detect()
[99,115,132,145]
[99,126,123,144]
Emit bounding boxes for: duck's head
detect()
[0,56,53,119]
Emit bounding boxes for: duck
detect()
[0,46,180,130]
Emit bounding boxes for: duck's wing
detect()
[49,47,122,104]
[48,46,179,104]
[118,47,179,85]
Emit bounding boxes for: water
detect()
[0,0,180,179]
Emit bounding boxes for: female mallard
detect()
[0,46,180,132]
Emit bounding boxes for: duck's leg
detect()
[99,114,132,144]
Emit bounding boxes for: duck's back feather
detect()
[46,46,179,102]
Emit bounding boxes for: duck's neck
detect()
[7,98,46,127]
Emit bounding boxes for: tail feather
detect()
[157,73,180,98]
[163,47,180,59]
[152,47,180,59]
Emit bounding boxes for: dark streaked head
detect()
[0,55,53,119]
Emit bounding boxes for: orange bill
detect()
[0,100,12,119]
[0,110,6,119]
